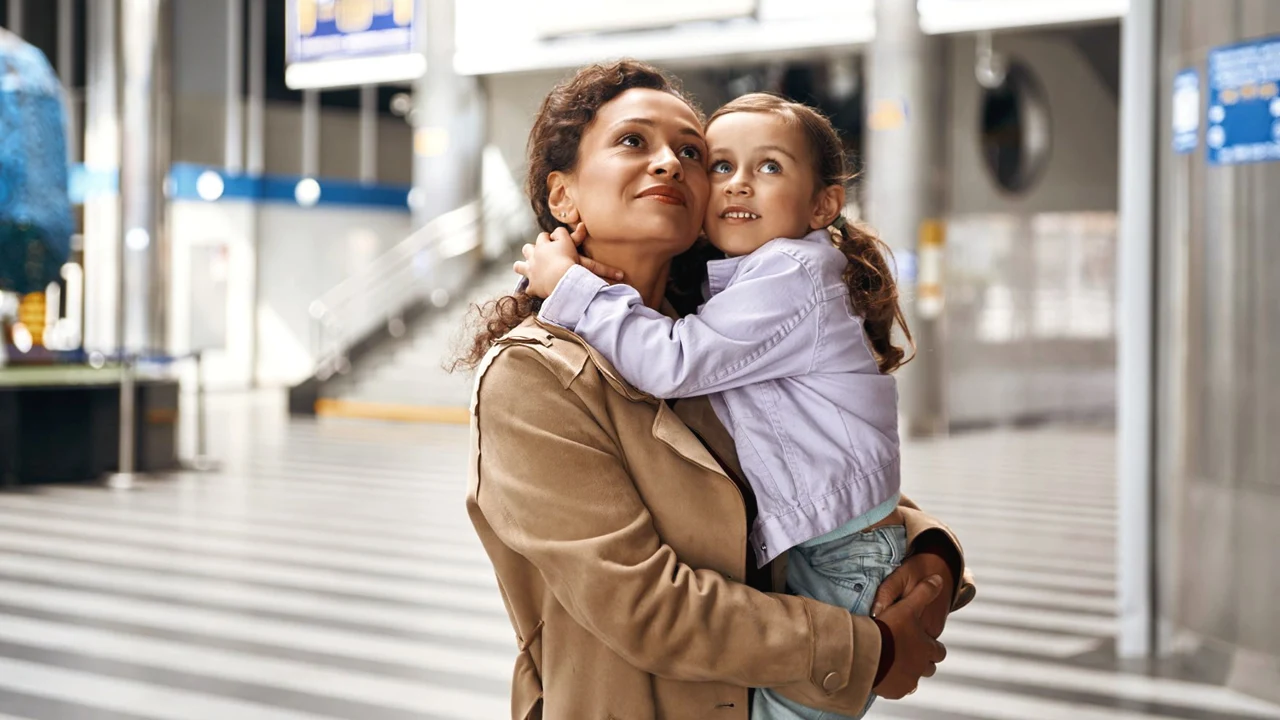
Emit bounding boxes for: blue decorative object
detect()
[0,29,73,295]
[1206,34,1280,166]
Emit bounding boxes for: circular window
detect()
[980,61,1051,193]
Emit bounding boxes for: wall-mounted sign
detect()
[1172,69,1199,154]
[534,0,756,39]
[1206,34,1280,166]
[285,0,423,90]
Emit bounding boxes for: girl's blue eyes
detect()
[710,160,782,174]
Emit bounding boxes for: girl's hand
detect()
[513,224,624,298]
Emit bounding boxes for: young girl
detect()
[518,93,912,720]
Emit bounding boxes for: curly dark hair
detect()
[707,93,914,374]
[452,59,702,371]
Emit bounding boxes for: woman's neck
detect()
[581,242,672,310]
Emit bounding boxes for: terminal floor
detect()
[0,393,1276,720]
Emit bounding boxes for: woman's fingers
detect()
[580,256,624,281]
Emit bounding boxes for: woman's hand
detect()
[513,224,624,298]
[872,550,956,639]
[872,575,948,699]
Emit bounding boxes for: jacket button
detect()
[822,672,842,693]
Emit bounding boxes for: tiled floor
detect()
[0,394,1276,719]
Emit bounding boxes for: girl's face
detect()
[704,111,826,257]
[551,88,710,257]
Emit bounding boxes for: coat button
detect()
[822,672,842,693]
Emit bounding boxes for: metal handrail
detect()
[307,191,532,380]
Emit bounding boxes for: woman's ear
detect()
[810,185,846,231]
[547,171,581,225]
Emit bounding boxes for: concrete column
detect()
[301,89,319,178]
[411,0,484,226]
[1116,0,1159,660]
[359,84,378,184]
[82,0,121,352]
[245,0,265,175]
[865,0,947,438]
[225,0,244,172]
[5,0,22,35]
[57,0,80,162]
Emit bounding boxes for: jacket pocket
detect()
[511,647,543,720]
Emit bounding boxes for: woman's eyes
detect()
[618,134,704,161]
[710,160,733,174]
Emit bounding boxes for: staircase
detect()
[314,262,520,421]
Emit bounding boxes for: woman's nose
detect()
[650,148,683,180]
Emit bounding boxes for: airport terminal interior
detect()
[0,1,1278,718]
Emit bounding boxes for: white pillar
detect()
[224,0,244,172]
[359,84,378,184]
[118,0,166,352]
[82,0,121,353]
[1116,0,1159,660]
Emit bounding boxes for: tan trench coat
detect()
[467,319,975,719]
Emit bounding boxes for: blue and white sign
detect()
[1205,34,1280,165]
[287,0,415,64]
[1172,69,1200,154]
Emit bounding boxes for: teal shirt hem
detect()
[799,492,902,548]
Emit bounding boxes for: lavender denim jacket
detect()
[539,230,900,567]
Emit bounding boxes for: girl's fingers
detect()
[521,243,534,259]
[571,222,589,244]
[580,256,624,281]
[550,226,574,244]
[513,261,530,277]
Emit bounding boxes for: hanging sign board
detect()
[1205,34,1280,165]
[286,0,423,90]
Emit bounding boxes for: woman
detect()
[461,60,975,720]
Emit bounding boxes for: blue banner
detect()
[1206,34,1280,166]
[288,0,415,64]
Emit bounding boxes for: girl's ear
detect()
[810,184,846,231]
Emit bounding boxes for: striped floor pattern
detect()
[0,396,1277,720]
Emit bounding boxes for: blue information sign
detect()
[1172,69,1200,154]
[287,0,415,64]
[1206,35,1280,165]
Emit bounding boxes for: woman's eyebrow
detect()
[610,117,704,139]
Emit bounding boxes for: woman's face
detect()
[554,88,710,255]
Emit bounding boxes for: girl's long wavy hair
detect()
[451,60,701,371]
[707,94,914,374]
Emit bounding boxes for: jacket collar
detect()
[504,318,730,480]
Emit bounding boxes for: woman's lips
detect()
[637,185,687,206]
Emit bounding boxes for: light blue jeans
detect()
[753,525,908,720]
